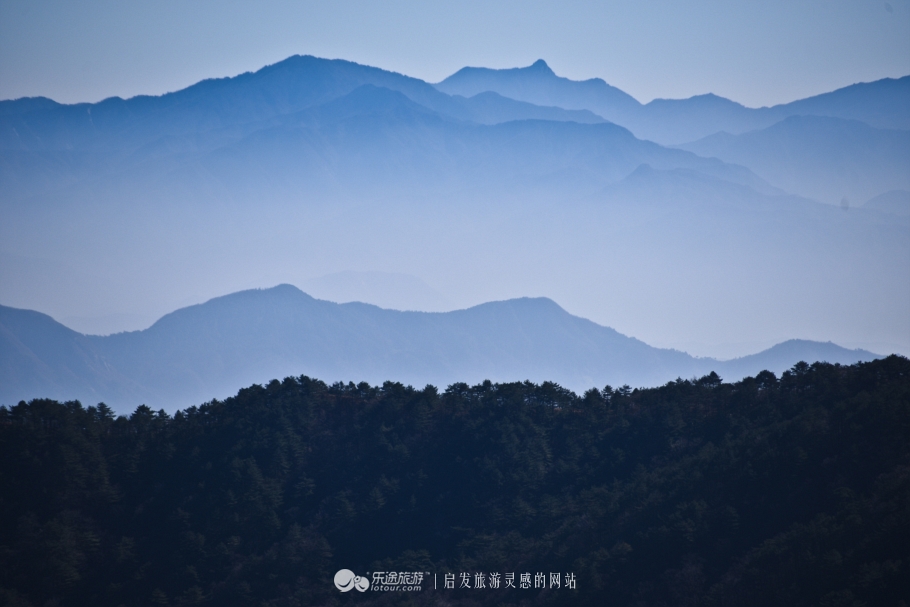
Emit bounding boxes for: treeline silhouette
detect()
[1,357,908,606]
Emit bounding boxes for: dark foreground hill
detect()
[1,356,907,606]
[0,285,880,411]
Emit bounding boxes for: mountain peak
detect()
[528,59,554,74]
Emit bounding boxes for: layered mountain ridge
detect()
[0,285,880,413]
[436,59,910,143]
[1,55,907,385]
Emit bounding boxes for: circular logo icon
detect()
[335,569,370,592]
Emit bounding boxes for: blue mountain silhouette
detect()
[0,286,880,412]
[436,60,910,144]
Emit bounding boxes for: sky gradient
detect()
[1,0,908,107]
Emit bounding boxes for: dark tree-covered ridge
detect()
[1,356,908,606]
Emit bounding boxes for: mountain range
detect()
[0,285,880,413]
[3,56,906,203]
[436,59,910,144]
[1,54,908,381]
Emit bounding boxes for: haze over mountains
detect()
[677,115,910,206]
[0,285,881,413]
[1,54,908,383]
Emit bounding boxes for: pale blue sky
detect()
[1,0,909,107]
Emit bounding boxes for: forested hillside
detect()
[1,357,908,606]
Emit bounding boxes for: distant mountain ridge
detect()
[0,56,606,155]
[677,115,910,205]
[3,55,904,205]
[0,285,881,413]
[436,59,641,124]
[436,60,910,144]
[1,80,776,204]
